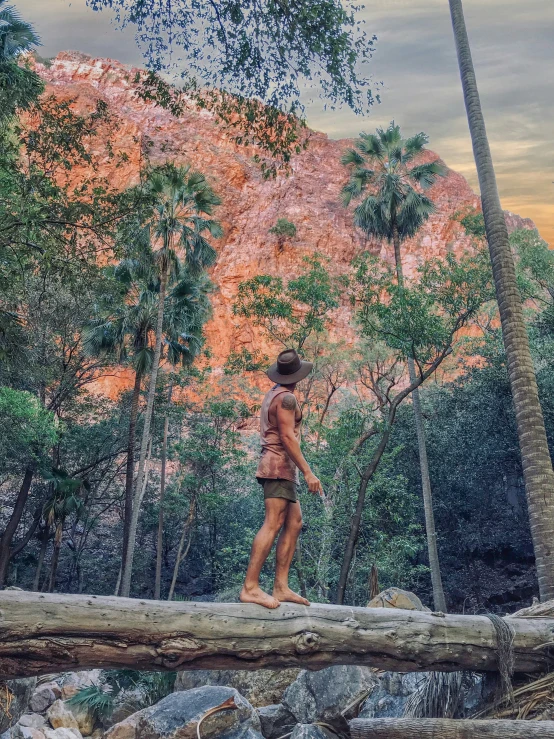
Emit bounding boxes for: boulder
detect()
[46,703,79,732]
[38,687,61,702]
[109,688,148,726]
[62,705,94,737]
[30,689,58,715]
[290,726,334,739]
[358,672,422,719]
[136,687,262,739]
[12,728,45,739]
[43,729,82,739]
[59,675,101,702]
[0,680,38,735]
[257,704,296,739]
[1,730,11,739]
[16,718,46,731]
[174,669,299,707]
[283,666,378,728]
[104,710,148,739]
[367,588,428,611]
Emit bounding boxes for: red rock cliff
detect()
[36,52,535,389]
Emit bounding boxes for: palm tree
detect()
[41,469,83,593]
[0,2,43,118]
[119,164,221,598]
[154,275,210,600]
[342,122,448,611]
[85,255,211,593]
[448,0,554,601]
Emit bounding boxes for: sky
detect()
[18,0,554,242]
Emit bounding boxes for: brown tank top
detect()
[256,384,302,483]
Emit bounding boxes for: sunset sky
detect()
[18,0,553,242]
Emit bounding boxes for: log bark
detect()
[350,718,554,738]
[1,592,554,680]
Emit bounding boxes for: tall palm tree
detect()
[85,258,157,591]
[448,0,554,601]
[119,163,221,598]
[342,122,448,611]
[154,274,211,600]
[85,254,211,593]
[0,2,42,117]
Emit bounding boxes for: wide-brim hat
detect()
[267,348,313,384]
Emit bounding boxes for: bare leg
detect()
[240,498,288,609]
[273,501,310,606]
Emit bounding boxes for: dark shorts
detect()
[257,477,298,503]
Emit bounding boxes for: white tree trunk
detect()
[350,718,554,738]
[1,592,553,680]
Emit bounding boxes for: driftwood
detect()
[1,592,554,680]
[350,718,554,738]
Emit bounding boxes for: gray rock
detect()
[103,709,149,739]
[17,717,46,730]
[257,704,296,739]
[358,672,423,719]
[30,689,57,715]
[136,687,262,739]
[12,728,45,739]
[43,729,82,739]
[174,670,299,707]
[283,666,378,725]
[0,679,38,734]
[290,726,333,739]
[1,730,11,739]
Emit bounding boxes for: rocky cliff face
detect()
[36,52,535,388]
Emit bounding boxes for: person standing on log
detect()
[240,349,323,609]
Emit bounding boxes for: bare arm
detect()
[276,393,322,494]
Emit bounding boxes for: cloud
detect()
[18,0,554,242]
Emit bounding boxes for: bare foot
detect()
[240,585,280,609]
[273,586,310,606]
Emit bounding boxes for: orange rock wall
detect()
[37,52,536,395]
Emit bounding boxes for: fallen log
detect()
[1,591,554,680]
[349,718,554,738]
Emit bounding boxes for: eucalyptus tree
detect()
[448,0,554,600]
[341,122,448,611]
[119,164,221,598]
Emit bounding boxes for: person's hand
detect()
[305,470,323,495]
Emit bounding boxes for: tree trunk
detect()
[32,526,49,591]
[448,0,554,600]
[336,344,452,605]
[0,467,34,586]
[155,385,173,600]
[295,539,307,599]
[120,264,168,598]
[168,496,196,601]
[119,369,142,595]
[394,229,447,613]
[46,523,63,593]
[1,591,553,679]
[336,427,392,604]
[350,718,554,738]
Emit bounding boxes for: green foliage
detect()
[68,671,177,724]
[352,248,495,366]
[0,387,57,472]
[342,122,446,243]
[67,685,114,723]
[88,0,375,116]
[269,218,297,242]
[232,253,341,353]
[0,1,43,118]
